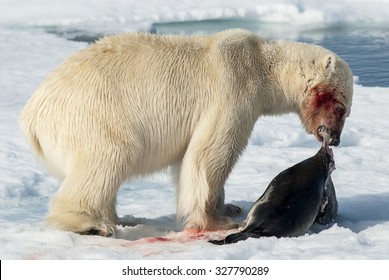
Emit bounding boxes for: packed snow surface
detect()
[1,0,389,259]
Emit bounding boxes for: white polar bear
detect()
[20,29,353,237]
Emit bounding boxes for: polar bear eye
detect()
[335,106,345,115]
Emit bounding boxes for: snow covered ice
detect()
[1,0,389,260]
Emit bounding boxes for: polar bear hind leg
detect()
[46,151,128,237]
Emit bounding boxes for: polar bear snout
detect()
[317,125,340,146]
[329,136,340,147]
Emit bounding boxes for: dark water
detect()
[300,27,389,88]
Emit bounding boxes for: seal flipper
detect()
[208,232,262,245]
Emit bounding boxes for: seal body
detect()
[210,146,336,245]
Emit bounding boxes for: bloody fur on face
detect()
[300,82,346,146]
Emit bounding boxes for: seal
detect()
[209,145,336,245]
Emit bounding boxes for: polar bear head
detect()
[298,53,353,146]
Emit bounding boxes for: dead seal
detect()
[209,145,336,245]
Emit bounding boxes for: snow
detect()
[1,0,389,261]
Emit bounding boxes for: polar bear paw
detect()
[78,224,117,237]
[47,209,117,238]
[186,214,239,232]
[223,203,242,217]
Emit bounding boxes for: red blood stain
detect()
[144,236,171,243]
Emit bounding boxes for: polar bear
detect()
[20,29,353,237]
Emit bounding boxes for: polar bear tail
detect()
[19,111,44,161]
[19,101,44,164]
[26,128,43,159]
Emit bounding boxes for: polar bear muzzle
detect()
[317,125,340,146]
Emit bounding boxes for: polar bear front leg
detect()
[46,154,125,237]
[177,113,246,231]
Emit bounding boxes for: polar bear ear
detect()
[322,54,336,73]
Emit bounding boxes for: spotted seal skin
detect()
[209,145,336,245]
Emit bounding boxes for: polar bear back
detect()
[20,30,258,177]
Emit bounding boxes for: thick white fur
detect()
[20,29,353,236]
